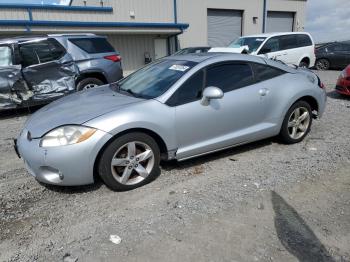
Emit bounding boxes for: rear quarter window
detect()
[252,63,285,82]
[279,35,298,50]
[297,34,313,47]
[69,37,115,54]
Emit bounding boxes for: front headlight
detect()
[40,125,97,148]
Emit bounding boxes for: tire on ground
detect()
[279,100,313,144]
[98,132,161,191]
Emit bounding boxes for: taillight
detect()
[316,75,325,89]
[104,55,121,62]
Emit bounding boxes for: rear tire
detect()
[77,78,104,91]
[279,101,313,144]
[299,60,309,68]
[315,59,330,71]
[98,132,161,191]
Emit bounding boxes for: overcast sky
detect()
[0,0,349,43]
[305,0,350,43]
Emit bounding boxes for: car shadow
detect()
[39,180,104,194]
[0,106,43,120]
[271,191,334,262]
[161,138,275,171]
[327,90,350,101]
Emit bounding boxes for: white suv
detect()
[210,32,316,68]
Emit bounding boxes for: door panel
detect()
[19,39,78,103]
[0,44,28,110]
[175,82,275,159]
[0,66,25,109]
[327,44,349,68]
[22,55,77,102]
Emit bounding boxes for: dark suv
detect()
[315,41,350,70]
[0,34,123,111]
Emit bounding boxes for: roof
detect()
[166,52,266,64]
[165,52,297,74]
[0,33,100,44]
[240,32,312,38]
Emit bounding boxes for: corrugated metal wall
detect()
[107,34,156,74]
[70,0,174,23]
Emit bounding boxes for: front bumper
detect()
[16,128,112,186]
[335,85,350,96]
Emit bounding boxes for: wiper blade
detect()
[120,88,141,98]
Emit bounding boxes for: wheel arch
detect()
[299,56,310,66]
[296,95,319,114]
[93,128,169,182]
[278,94,320,133]
[76,70,108,85]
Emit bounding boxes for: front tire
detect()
[98,132,160,191]
[279,101,312,144]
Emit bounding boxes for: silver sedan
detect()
[16,53,326,191]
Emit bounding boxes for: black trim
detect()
[13,139,21,158]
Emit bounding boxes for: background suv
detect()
[52,34,123,90]
[211,32,316,68]
[315,41,350,70]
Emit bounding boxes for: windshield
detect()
[228,37,267,53]
[117,59,197,99]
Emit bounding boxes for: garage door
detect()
[266,11,294,33]
[207,9,242,47]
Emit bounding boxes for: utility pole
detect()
[262,0,267,33]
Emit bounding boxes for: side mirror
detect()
[259,48,271,55]
[201,86,224,106]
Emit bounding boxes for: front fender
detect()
[85,100,177,153]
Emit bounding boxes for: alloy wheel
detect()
[83,83,99,90]
[316,59,329,70]
[287,107,311,140]
[110,141,155,185]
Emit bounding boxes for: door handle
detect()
[259,88,269,96]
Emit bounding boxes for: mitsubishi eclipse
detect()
[15,53,326,191]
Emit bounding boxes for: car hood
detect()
[24,85,144,138]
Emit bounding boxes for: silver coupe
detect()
[16,53,326,191]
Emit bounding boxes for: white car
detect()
[209,32,316,68]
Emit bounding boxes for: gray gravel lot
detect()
[0,70,350,262]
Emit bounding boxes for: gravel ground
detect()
[0,70,350,262]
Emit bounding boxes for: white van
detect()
[210,32,316,68]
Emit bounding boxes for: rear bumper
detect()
[16,128,113,186]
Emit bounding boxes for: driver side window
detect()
[259,37,280,54]
[166,70,204,107]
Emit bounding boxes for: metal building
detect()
[0,0,307,74]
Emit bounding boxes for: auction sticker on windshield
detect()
[169,65,190,72]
